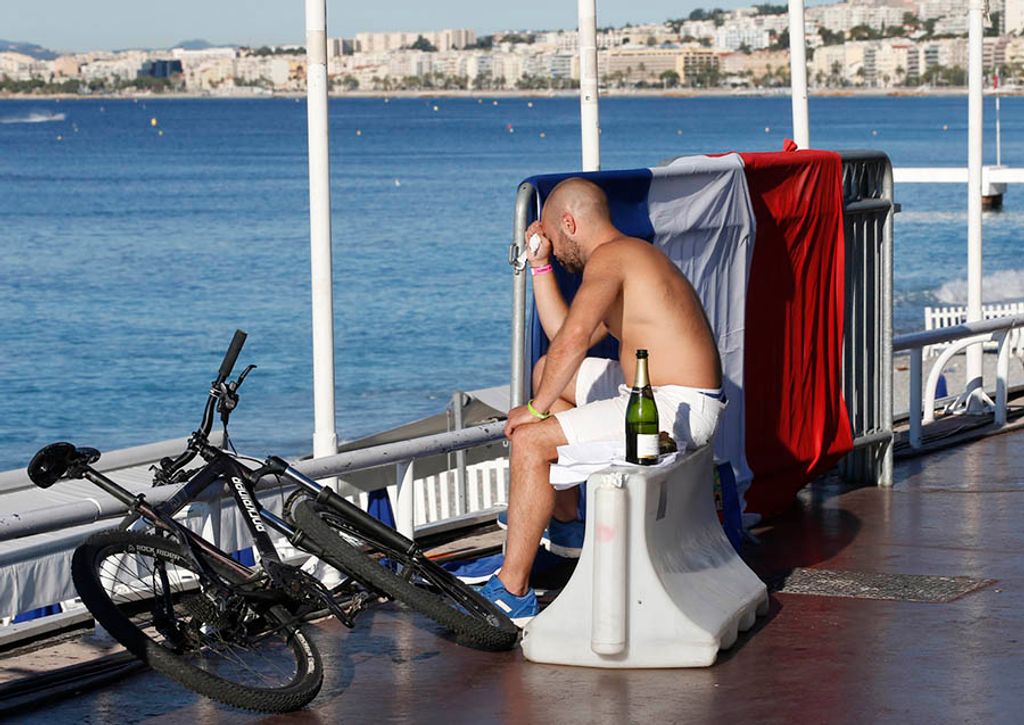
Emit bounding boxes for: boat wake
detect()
[0,111,67,124]
[933,268,1024,304]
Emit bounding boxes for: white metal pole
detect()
[787,0,810,149]
[966,0,985,393]
[305,0,338,460]
[995,71,1002,166]
[578,0,601,171]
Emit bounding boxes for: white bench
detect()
[521,445,768,668]
[924,302,1024,358]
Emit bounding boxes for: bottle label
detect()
[637,434,659,459]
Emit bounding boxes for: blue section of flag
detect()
[522,169,654,367]
[716,463,745,552]
[12,603,61,623]
[368,489,396,528]
[231,547,256,566]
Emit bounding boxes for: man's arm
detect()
[528,223,609,346]
[532,248,622,414]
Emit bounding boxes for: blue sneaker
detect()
[547,517,585,558]
[478,575,538,626]
[496,509,583,559]
[442,553,503,585]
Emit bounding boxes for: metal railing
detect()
[894,314,1024,449]
[0,422,508,544]
[839,151,895,487]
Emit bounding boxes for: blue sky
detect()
[0,1,756,52]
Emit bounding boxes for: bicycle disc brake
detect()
[263,559,363,628]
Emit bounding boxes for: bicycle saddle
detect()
[28,442,101,488]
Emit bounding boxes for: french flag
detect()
[526,148,852,519]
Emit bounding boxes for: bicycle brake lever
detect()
[233,364,257,390]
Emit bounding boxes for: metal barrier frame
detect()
[839,151,895,487]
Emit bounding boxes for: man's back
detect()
[583,236,722,389]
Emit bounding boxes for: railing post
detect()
[996,331,1009,427]
[909,349,923,449]
[394,461,415,540]
[452,391,468,511]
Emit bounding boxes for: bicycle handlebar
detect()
[157,330,248,480]
[217,329,247,383]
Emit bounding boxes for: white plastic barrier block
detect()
[521,445,768,668]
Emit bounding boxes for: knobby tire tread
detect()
[71,530,323,713]
[290,498,518,651]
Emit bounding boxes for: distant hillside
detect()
[0,39,58,60]
[173,39,227,50]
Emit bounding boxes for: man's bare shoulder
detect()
[589,236,651,265]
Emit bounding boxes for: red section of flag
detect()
[740,150,853,518]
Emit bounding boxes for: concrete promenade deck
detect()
[8,428,1024,724]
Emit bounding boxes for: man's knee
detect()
[511,419,561,461]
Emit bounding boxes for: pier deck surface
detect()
[9,428,1024,724]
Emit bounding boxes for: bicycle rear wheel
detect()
[290,496,519,651]
[71,530,323,713]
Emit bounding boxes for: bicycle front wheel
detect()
[71,530,323,713]
[290,497,519,651]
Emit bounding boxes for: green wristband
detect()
[527,399,551,420]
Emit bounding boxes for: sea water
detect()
[1,94,1022,469]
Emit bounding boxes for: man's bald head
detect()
[543,178,611,227]
[537,177,620,273]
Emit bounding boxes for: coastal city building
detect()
[1,3,1020,95]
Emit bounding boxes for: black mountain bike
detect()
[28,331,517,713]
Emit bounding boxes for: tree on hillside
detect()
[769,28,789,50]
[819,27,845,45]
[409,35,438,52]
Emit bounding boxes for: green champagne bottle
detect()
[625,349,659,465]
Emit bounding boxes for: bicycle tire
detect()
[290,497,519,651]
[71,529,323,713]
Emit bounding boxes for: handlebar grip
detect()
[217,329,247,382]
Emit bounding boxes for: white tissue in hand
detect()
[529,233,542,255]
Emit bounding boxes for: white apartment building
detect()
[171,47,236,65]
[809,3,906,33]
[604,47,685,83]
[464,52,493,81]
[229,56,290,87]
[619,23,680,47]
[677,19,717,42]
[491,52,526,85]
[182,56,234,90]
[377,51,433,79]
[354,29,475,53]
[984,36,1008,69]
[0,52,45,81]
[720,49,790,81]
[863,40,916,85]
[51,56,81,78]
[933,13,969,34]
[1004,35,1024,63]
[811,41,867,84]
[79,52,149,83]
[917,0,966,21]
[533,29,629,52]
[1006,0,1024,33]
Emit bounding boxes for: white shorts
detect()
[553,357,726,451]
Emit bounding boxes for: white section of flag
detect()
[648,154,756,499]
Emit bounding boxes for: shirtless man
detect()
[479,177,725,623]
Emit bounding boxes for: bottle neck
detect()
[633,356,650,388]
